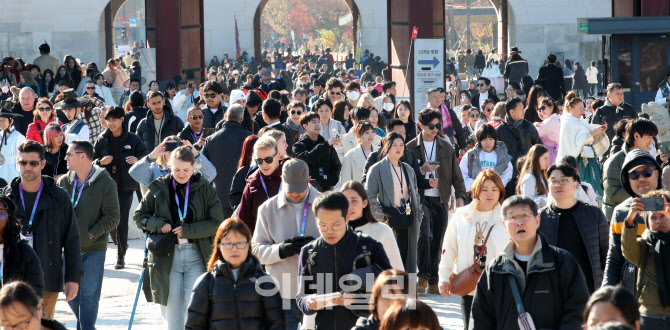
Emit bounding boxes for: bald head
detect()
[19,87,36,111]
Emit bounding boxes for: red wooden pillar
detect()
[388,0,445,108]
[146,0,204,84]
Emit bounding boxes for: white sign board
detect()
[413,39,444,115]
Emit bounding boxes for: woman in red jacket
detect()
[26,97,59,144]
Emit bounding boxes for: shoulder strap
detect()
[482,225,495,247]
[507,275,526,315]
[636,244,650,300]
[468,152,475,177]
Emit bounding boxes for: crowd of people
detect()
[0,39,667,330]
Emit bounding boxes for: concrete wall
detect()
[203,0,388,62]
[507,0,611,75]
[0,0,110,66]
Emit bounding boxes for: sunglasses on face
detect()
[203,93,218,99]
[629,169,654,180]
[470,113,480,118]
[254,153,277,165]
[539,106,547,111]
[329,92,341,96]
[290,110,303,115]
[38,107,51,112]
[189,115,204,120]
[18,160,41,167]
[427,123,442,130]
[86,87,95,90]
[477,83,486,87]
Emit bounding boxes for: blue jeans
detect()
[159,244,206,330]
[641,314,670,329]
[68,251,106,330]
[283,298,303,330]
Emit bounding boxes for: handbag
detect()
[508,275,537,330]
[146,231,177,257]
[383,205,412,230]
[448,224,494,297]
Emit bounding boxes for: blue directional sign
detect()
[418,57,440,69]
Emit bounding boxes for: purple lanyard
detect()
[19,181,44,228]
[71,169,94,207]
[260,175,282,200]
[299,191,310,236]
[191,130,201,142]
[173,179,190,222]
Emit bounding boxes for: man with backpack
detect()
[296,192,392,330]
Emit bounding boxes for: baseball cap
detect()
[628,157,658,173]
[282,159,310,193]
[232,70,240,75]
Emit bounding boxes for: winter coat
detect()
[537,64,566,100]
[202,121,252,208]
[474,53,486,70]
[591,99,638,143]
[185,257,285,330]
[362,149,430,190]
[237,160,285,233]
[133,173,225,306]
[296,228,392,330]
[340,144,378,184]
[536,113,560,165]
[470,233,590,330]
[495,117,543,176]
[93,128,149,191]
[3,239,44,297]
[124,106,147,134]
[0,129,25,183]
[136,106,185,150]
[319,118,346,142]
[10,102,35,136]
[459,142,513,192]
[602,144,631,220]
[503,55,529,84]
[26,117,58,144]
[201,102,226,129]
[572,66,588,90]
[292,134,341,191]
[251,185,321,299]
[0,176,81,293]
[539,201,610,292]
[365,157,423,273]
[178,124,205,150]
[406,132,467,203]
[438,201,509,296]
[251,76,287,93]
[609,136,625,159]
[56,166,120,253]
[557,113,609,160]
[622,222,670,316]
[603,150,662,291]
[586,67,599,84]
[337,129,381,159]
[229,166,252,209]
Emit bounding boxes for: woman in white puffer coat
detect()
[437,169,511,330]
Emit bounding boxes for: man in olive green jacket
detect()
[56,140,120,330]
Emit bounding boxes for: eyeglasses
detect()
[38,107,52,112]
[469,113,480,118]
[220,241,249,250]
[549,178,573,186]
[64,151,84,158]
[189,115,204,120]
[505,213,535,223]
[17,160,41,167]
[255,153,277,165]
[427,123,442,130]
[290,110,303,115]
[86,87,95,90]
[629,169,654,180]
[329,92,341,96]
[203,93,218,99]
[317,221,345,232]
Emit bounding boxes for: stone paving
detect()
[53,239,464,329]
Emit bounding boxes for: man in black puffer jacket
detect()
[471,195,589,330]
[539,163,609,294]
[292,113,341,192]
[185,251,284,329]
[297,192,392,330]
[136,90,185,150]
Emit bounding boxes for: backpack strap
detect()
[302,247,316,275]
[352,233,372,270]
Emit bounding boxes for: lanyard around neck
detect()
[71,168,94,207]
[173,179,190,222]
[19,181,44,229]
[260,175,282,200]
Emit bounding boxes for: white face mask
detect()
[348,91,360,100]
[383,103,395,111]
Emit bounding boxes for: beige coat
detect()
[340,144,378,184]
[251,186,321,299]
